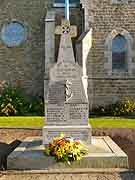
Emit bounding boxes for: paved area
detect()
[0,169,135,180]
[0,128,135,168]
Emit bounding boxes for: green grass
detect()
[90,116,135,128]
[0,116,135,128]
[0,117,44,128]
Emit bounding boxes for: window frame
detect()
[112,34,128,72]
[104,28,133,77]
[1,20,28,48]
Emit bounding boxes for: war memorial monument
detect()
[8,0,128,170]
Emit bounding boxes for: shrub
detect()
[0,84,44,116]
[93,97,135,116]
[44,134,88,164]
[27,97,44,116]
[111,97,135,116]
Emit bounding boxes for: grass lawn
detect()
[0,116,135,128]
[90,116,135,128]
[0,117,44,128]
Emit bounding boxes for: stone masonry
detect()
[0,0,50,97]
[0,0,135,108]
[43,0,135,108]
[43,19,91,144]
[85,0,135,108]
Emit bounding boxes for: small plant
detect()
[93,97,135,116]
[0,84,29,116]
[44,134,88,164]
[27,97,44,116]
[0,83,44,116]
[111,97,135,116]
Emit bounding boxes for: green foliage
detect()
[93,97,135,116]
[27,97,44,116]
[0,84,44,116]
[112,97,135,116]
[44,134,88,164]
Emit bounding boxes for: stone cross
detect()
[55,19,77,64]
[55,19,77,38]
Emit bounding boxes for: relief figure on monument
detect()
[65,80,73,101]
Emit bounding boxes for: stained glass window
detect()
[112,35,128,71]
[1,21,27,47]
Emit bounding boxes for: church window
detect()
[54,0,80,7]
[1,21,27,47]
[104,29,133,76]
[112,34,128,71]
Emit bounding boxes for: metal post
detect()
[65,0,69,20]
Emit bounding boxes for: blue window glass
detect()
[112,35,128,71]
[1,21,27,47]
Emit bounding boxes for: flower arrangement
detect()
[44,134,88,164]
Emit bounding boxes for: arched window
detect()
[104,29,133,76]
[112,34,128,71]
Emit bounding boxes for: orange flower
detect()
[75,140,80,145]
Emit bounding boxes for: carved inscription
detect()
[47,106,65,122]
[70,110,81,119]
[69,104,88,120]
[46,131,88,142]
[51,63,81,80]
[48,82,65,103]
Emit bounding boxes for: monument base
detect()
[42,125,92,144]
[8,136,128,170]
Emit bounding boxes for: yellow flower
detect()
[60,133,65,138]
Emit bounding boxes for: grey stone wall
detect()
[0,0,51,97]
[0,0,83,99]
[0,0,135,108]
[85,0,135,108]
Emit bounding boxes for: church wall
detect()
[88,78,135,108]
[0,0,83,99]
[86,0,135,108]
[0,0,51,97]
[0,0,135,110]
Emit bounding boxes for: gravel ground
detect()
[0,128,135,169]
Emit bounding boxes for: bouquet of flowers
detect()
[44,134,88,164]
